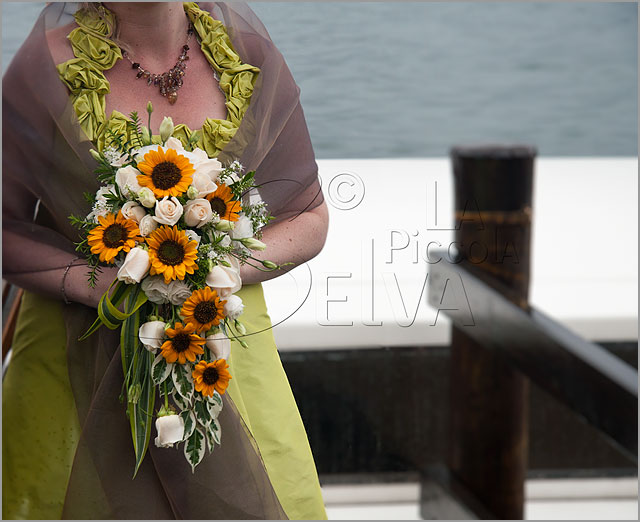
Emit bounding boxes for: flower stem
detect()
[163,380,169,409]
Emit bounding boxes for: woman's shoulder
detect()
[45,21,76,65]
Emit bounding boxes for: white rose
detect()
[95,184,117,203]
[138,187,156,208]
[141,275,170,304]
[166,279,193,306]
[153,196,183,226]
[115,165,143,198]
[230,214,253,239]
[184,198,213,228]
[185,230,201,246]
[139,320,166,353]
[154,414,184,448]
[223,294,244,319]
[117,247,150,284]
[138,214,158,236]
[206,261,241,297]
[205,332,231,361]
[191,171,217,198]
[120,201,146,223]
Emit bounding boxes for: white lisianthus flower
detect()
[138,214,158,236]
[141,275,170,304]
[120,201,146,223]
[206,332,231,361]
[186,186,199,200]
[115,165,143,198]
[154,413,184,448]
[215,219,233,231]
[165,136,185,151]
[206,260,241,298]
[139,320,166,352]
[137,187,156,208]
[240,237,266,251]
[117,247,150,284]
[191,171,217,198]
[95,184,117,203]
[166,280,193,306]
[223,294,244,319]
[153,196,183,225]
[230,214,253,239]
[210,230,232,248]
[185,230,201,246]
[184,198,213,228]
[159,117,175,143]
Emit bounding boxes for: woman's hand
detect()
[239,199,329,285]
[65,263,119,309]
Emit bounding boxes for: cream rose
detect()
[95,184,117,203]
[205,332,231,361]
[115,165,143,197]
[120,201,146,223]
[153,196,183,225]
[192,150,224,183]
[139,320,166,353]
[138,214,158,236]
[223,294,244,319]
[154,414,184,448]
[141,275,170,304]
[184,198,213,228]
[191,171,217,198]
[117,247,150,284]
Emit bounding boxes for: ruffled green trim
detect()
[56,2,259,156]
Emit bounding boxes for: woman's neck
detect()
[102,2,189,71]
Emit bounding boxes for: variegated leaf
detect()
[204,426,216,453]
[194,399,211,427]
[209,417,221,446]
[171,390,189,411]
[207,395,223,419]
[151,353,172,385]
[184,427,205,472]
[172,363,194,403]
[180,409,196,441]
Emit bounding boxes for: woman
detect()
[2,2,328,519]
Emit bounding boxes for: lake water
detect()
[3,2,637,158]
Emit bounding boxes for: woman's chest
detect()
[104,48,228,130]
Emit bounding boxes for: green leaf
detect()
[183,427,205,472]
[172,363,194,404]
[130,350,156,478]
[151,353,172,385]
[171,390,189,411]
[180,409,196,440]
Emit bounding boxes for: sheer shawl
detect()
[2,2,322,518]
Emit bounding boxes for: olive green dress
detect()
[2,3,326,520]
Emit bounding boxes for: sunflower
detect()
[137,146,195,198]
[160,322,206,364]
[147,225,198,283]
[206,184,242,222]
[181,287,226,334]
[192,359,232,397]
[87,211,142,263]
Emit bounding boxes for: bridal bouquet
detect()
[70,104,280,475]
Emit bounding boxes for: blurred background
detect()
[3,2,638,520]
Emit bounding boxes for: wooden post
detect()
[448,145,535,519]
